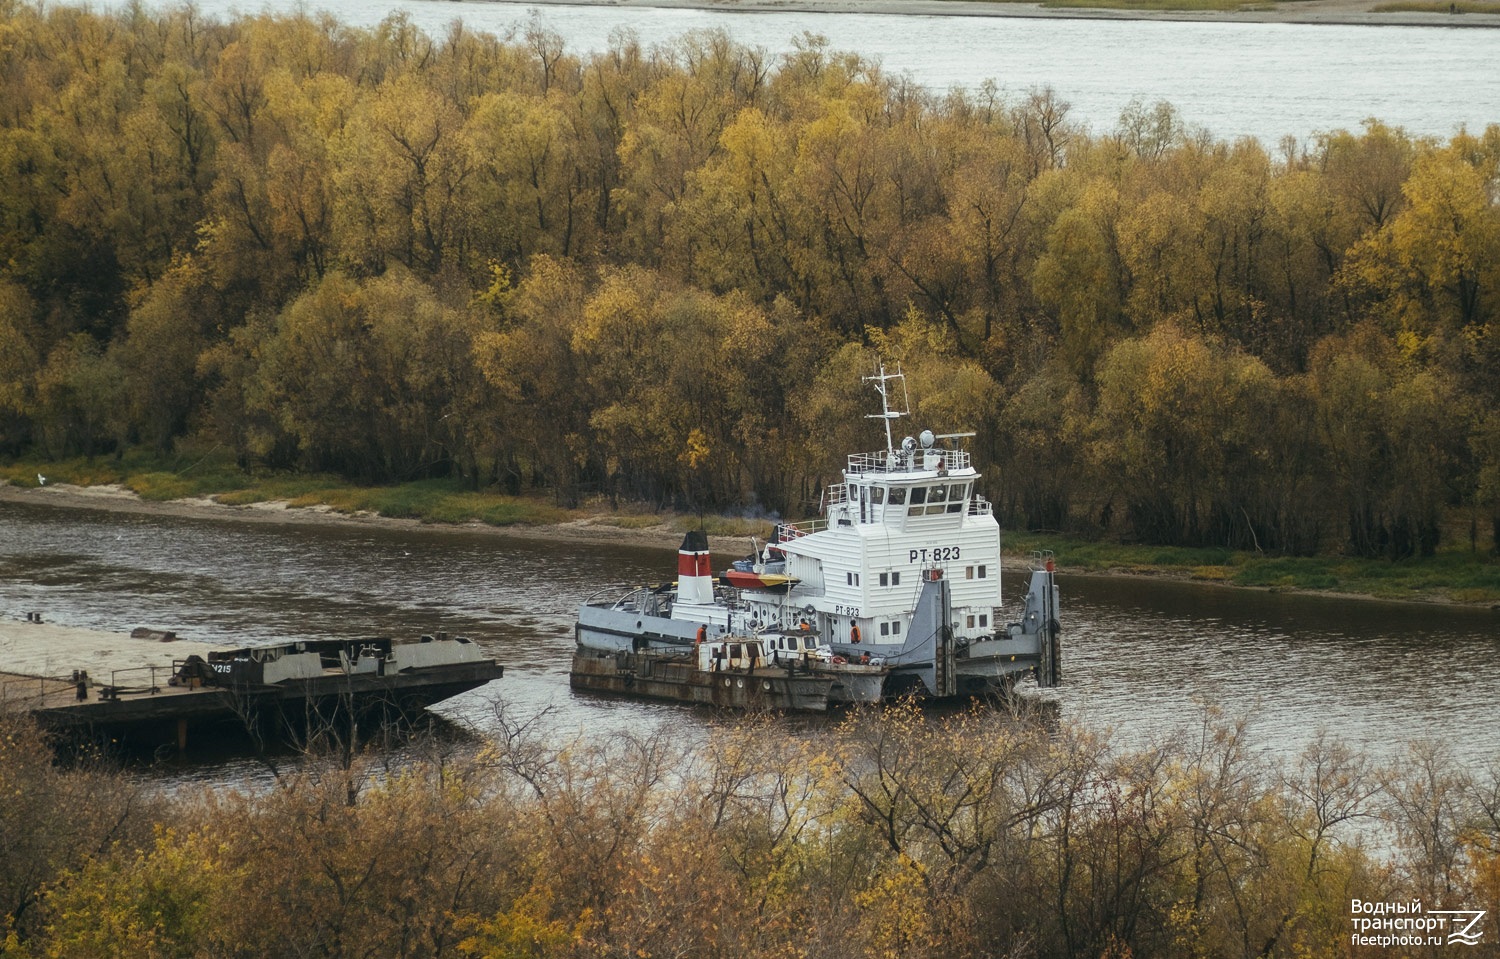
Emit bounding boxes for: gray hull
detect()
[575,603,699,652]
[570,649,834,711]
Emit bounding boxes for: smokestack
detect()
[677,530,714,606]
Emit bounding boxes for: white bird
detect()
[36,474,46,486]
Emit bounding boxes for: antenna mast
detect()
[863,363,910,454]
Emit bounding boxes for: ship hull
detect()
[570,648,835,711]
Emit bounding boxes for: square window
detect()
[872,487,885,504]
[910,487,927,505]
[879,572,889,587]
[979,614,988,627]
[847,572,853,585]
[892,572,901,586]
[893,621,902,635]
[889,488,906,505]
[880,622,890,636]
[965,566,974,580]
[978,565,987,578]
[929,484,947,503]
[966,615,975,628]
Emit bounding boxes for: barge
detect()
[1,619,502,751]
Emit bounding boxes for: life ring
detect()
[831,655,847,665]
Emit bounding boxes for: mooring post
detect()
[177,718,188,752]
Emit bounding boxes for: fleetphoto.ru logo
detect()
[1350,899,1488,948]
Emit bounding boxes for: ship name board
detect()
[909,546,961,563]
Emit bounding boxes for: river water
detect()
[2,499,1497,773]
[96,0,1500,144]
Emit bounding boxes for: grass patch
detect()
[1034,0,1287,11]
[686,514,778,540]
[1,456,127,488]
[592,513,675,530]
[1371,0,1500,11]
[1004,531,1500,605]
[1190,565,1234,582]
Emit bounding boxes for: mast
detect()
[862,363,911,456]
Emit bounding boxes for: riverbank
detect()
[2,472,1496,608]
[0,480,749,553]
[476,0,1500,29]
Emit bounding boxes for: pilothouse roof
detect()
[850,364,978,480]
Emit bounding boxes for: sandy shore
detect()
[0,481,737,553]
[485,0,1500,29]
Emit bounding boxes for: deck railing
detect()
[846,448,971,474]
[0,675,73,706]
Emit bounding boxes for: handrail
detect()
[846,448,972,474]
[0,675,73,705]
[105,664,166,696]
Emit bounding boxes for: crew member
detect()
[850,623,862,644]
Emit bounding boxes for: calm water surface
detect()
[3,500,1497,775]
[99,0,1500,143]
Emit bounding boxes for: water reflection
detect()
[3,499,1498,776]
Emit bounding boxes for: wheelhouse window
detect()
[910,487,927,505]
[888,487,907,505]
[871,486,885,505]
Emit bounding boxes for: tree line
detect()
[0,2,1497,557]
[1,703,1498,958]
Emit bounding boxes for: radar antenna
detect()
[863,363,910,454]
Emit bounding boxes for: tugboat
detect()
[571,364,1062,706]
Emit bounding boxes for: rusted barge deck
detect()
[0,618,503,750]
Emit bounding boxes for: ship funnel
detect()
[677,530,715,606]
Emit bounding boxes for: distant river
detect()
[3,499,1498,776]
[98,0,1500,143]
